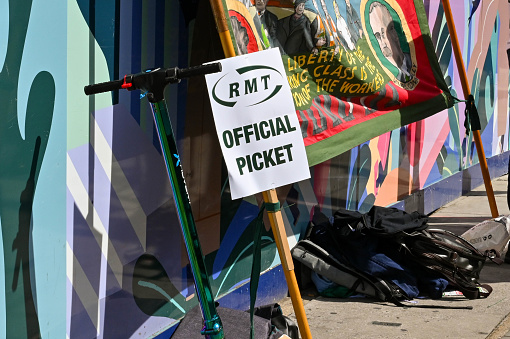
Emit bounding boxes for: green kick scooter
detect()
[85,63,224,338]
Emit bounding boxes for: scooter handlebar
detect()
[84,62,222,96]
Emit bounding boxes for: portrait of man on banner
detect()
[227,0,263,54]
[362,0,419,90]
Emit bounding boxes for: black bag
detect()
[293,206,414,305]
[332,205,429,237]
[293,206,488,307]
[395,228,494,299]
[306,206,437,301]
[291,239,408,303]
[332,205,494,299]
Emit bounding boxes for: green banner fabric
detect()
[222,0,452,166]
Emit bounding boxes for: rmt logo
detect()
[211,65,283,108]
[228,74,271,98]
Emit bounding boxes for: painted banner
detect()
[223,0,453,166]
[205,49,310,199]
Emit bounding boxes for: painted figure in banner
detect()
[230,15,250,54]
[276,0,315,55]
[229,0,265,55]
[310,0,337,54]
[307,0,333,55]
[308,1,328,55]
[368,1,413,84]
[310,15,328,54]
[252,0,280,50]
[239,0,252,8]
[318,0,342,54]
[345,0,363,45]
[332,0,355,50]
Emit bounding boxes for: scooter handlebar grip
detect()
[177,63,222,79]
[84,79,124,95]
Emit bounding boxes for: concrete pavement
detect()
[281,174,510,339]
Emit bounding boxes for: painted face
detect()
[230,16,249,55]
[295,3,305,16]
[255,0,266,12]
[369,4,404,68]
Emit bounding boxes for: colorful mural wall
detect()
[0,0,508,338]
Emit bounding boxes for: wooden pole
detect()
[209,0,236,57]
[441,0,499,218]
[262,190,313,339]
[208,0,313,337]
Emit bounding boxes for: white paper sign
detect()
[205,48,310,199]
